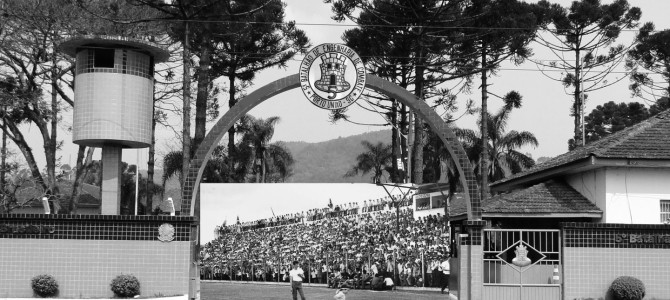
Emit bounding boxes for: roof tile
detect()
[492,109,670,186]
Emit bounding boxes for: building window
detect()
[661,200,670,223]
[93,49,115,68]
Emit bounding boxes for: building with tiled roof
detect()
[487,109,670,224]
[412,109,670,226]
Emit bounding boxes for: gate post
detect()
[457,220,486,300]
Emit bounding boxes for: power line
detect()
[1,12,657,33]
[182,55,649,74]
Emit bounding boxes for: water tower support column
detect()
[101,145,122,215]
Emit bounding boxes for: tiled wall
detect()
[73,49,154,148]
[562,222,670,300]
[0,214,194,298]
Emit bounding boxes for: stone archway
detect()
[181,74,482,220]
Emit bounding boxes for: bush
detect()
[31,274,59,297]
[607,276,645,300]
[110,274,141,298]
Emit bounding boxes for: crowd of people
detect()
[200,194,453,291]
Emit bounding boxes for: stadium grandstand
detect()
[200,193,453,290]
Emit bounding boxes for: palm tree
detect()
[263,142,294,183]
[345,141,392,184]
[237,115,292,183]
[456,101,538,183]
[161,115,294,185]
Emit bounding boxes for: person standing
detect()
[440,257,450,294]
[290,261,307,300]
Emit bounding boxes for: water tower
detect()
[60,36,169,215]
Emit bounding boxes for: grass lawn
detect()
[201,281,455,300]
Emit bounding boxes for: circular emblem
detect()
[158,223,175,242]
[299,43,366,110]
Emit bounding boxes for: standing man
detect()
[440,256,450,294]
[290,261,307,300]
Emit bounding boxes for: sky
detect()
[11,0,670,173]
[199,183,415,244]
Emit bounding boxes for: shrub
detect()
[607,276,645,300]
[31,274,59,297]
[110,274,141,298]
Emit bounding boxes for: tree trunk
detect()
[147,112,157,214]
[47,71,60,212]
[480,46,490,200]
[391,99,399,183]
[412,60,425,184]
[193,42,211,151]
[400,103,408,183]
[181,21,192,189]
[68,145,94,214]
[261,151,266,183]
[573,48,582,150]
[4,121,47,192]
[228,74,237,155]
[1,108,6,191]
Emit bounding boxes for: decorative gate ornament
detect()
[299,43,366,110]
[158,223,175,242]
[511,244,531,267]
[496,240,546,273]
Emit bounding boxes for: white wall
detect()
[604,167,670,224]
[566,167,670,224]
[566,169,607,220]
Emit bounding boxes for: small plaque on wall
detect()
[158,223,175,242]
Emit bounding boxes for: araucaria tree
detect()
[328,0,479,184]
[627,23,670,102]
[534,0,641,150]
[205,0,310,155]
[459,0,547,198]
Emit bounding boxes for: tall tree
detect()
[162,115,294,184]
[345,141,392,184]
[627,23,670,102]
[206,0,309,156]
[456,94,538,183]
[329,0,478,184]
[239,115,279,183]
[534,0,641,150]
[460,0,547,198]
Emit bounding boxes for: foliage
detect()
[165,0,311,153]
[627,23,670,101]
[31,274,59,297]
[607,276,645,300]
[456,96,538,183]
[460,0,547,196]
[329,0,478,184]
[344,141,392,184]
[110,274,141,298]
[534,0,642,150]
[584,99,670,144]
[584,101,649,143]
[162,115,294,184]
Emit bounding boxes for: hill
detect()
[283,129,392,183]
[151,129,394,192]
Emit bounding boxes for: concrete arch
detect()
[181,74,482,220]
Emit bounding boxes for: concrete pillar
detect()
[457,220,486,300]
[101,146,122,215]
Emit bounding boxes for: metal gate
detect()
[482,229,561,300]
